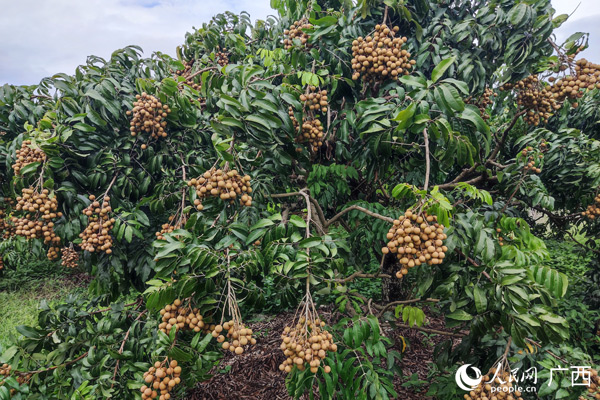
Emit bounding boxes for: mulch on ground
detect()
[185,307,462,400]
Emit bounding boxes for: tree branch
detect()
[442,110,526,189]
[394,323,464,338]
[456,249,492,281]
[111,310,147,387]
[423,128,431,191]
[565,230,600,254]
[331,271,392,283]
[270,193,395,228]
[532,206,580,222]
[487,110,526,162]
[186,67,219,81]
[326,205,394,227]
[437,175,484,190]
[18,351,89,376]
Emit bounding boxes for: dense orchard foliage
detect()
[0,0,599,399]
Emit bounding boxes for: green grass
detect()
[0,278,84,348]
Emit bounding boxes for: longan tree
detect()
[0,0,599,399]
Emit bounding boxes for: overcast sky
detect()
[0,0,598,86]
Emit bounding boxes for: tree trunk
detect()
[381,253,404,302]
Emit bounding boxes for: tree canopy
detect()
[0,0,599,399]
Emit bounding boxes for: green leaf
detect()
[446,310,473,321]
[73,122,96,132]
[289,215,307,228]
[16,325,42,339]
[392,103,416,129]
[514,314,540,327]
[250,219,275,230]
[441,78,469,95]
[459,106,490,135]
[154,241,185,259]
[310,16,338,27]
[398,75,427,88]
[245,228,266,245]
[508,3,529,27]
[439,84,465,112]
[298,237,322,248]
[431,56,456,83]
[473,285,487,314]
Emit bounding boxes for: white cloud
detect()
[0,0,598,86]
[0,0,274,85]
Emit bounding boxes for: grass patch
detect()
[0,278,84,348]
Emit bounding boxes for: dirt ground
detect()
[185,307,459,400]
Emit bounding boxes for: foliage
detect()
[0,295,219,399]
[0,279,82,348]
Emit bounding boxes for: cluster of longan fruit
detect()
[300,87,328,114]
[501,76,559,126]
[520,146,543,174]
[0,364,30,395]
[60,246,79,268]
[464,368,523,400]
[466,88,497,120]
[283,18,312,50]
[158,299,207,334]
[579,368,599,400]
[12,140,46,175]
[141,359,181,400]
[550,58,600,103]
[496,228,506,247]
[289,108,324,152]
[211,320,256,355]
[175,60,200,90]
[215,47,229,67]
[279,317,335,374]
[14,188,59,222]
[0,256,3,271]
[11,188,62,253]
[351,24,414,82]
[382,210,447,278]
[0,220,14,240]
[0,364,10,378]
[582,195,600,220]
[175,61,204,103]
[127,93,171,149]
[79,195,115,254]
[155,215,186,241]
[187,168,252,211]
[0,203,15,239]
[175,60,194,77]
[47,246,60,261]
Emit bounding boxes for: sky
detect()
[0,0,598,86]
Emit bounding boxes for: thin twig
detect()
[565,230,600,254]
[488,110,527,162]
[394,323,464,338]
[525,338,569,364]
[18,351,89,376]
[111,310,148,387]
[186,67,219,81]
[423,128,431,191]
[331,271,392,282]
[326,205,393,227]
[456,250,492,281]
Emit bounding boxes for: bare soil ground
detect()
[185,308,458,400]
